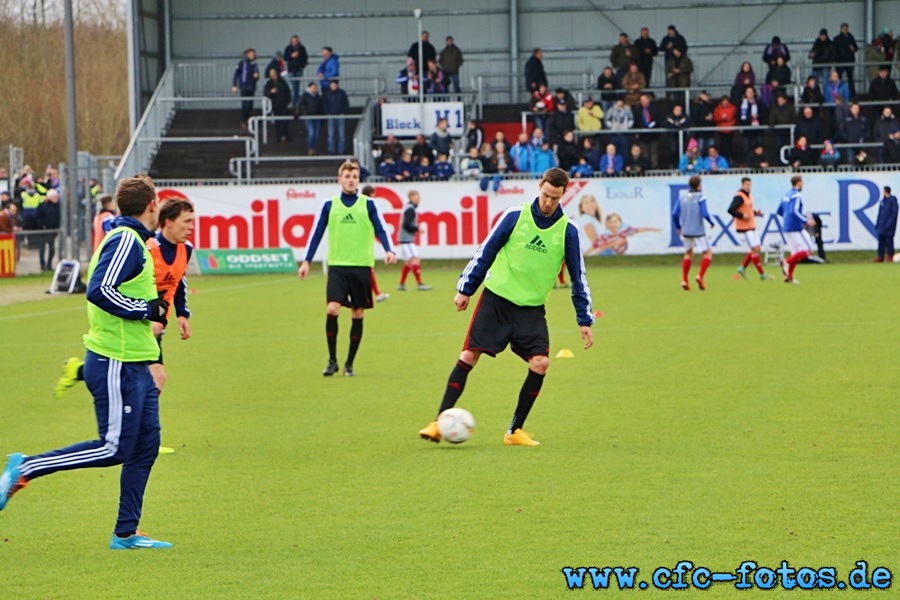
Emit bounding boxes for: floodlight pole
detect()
[64,0,79,259]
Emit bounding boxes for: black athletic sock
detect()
[76,365,85,381]
[326,315,338,362]
[437,360,474,417]
[509,369,545,433]
[346,318,363,366]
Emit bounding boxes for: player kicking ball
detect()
[673,175,715,291]
[419,168,594,446]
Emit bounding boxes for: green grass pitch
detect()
[0,258,897,598]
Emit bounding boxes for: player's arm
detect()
[175,243,192,339]
[367,198,397,263]
[671,200,682,233]
[793,198,807,224]
[699,197,715,228]
[457,206,519,296]
[727,195,744,218]
[401,206,418,234]
[564,223,596,339]
[299,200,331,278]
[87,231,161,321]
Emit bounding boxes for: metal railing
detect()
[229,155,354,181]
[141,136,257,161]
[115,65,176,180]
[779,141,887,166]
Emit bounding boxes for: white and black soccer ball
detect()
[893,252,900,264]
[437,408,476,444]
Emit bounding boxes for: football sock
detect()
[787,250,808,278]
[681,257,692,281]
[509,369,545,433]
[751,253,764,273]
[699,256,712,278]
[346,318,363,366]
[370,270,381,295]
[411,263,423,284]
[437,360,473,417]
[326,315,338,362]
[400,264,410,285]
[77,365,84,381]
[114,531,136,538]
[742,252,752,268]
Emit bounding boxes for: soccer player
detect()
[0,175,172,549]
[92,193,117,252]
[360,184,390,302]
[418,168,594,446]
[397,190,432,291]
[298,161,397,376]
[673,175,715,291]
[727,177,771,281]
[776,175,816,284]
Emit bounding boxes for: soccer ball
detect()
[437,408,476,444]
[893,252,900,264]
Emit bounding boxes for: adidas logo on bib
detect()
[341,213,356,223]
[525,235,548,253]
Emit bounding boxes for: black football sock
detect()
[437,360,474,417]
[346,318,363,366]
[326,315,338,363]
[76,365,85,381]
[509,369,545,433]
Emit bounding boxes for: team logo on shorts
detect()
[525,235,548,253]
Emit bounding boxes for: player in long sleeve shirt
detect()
[419,168,594,447]
[673,175,715,290]
[775,175,815,283]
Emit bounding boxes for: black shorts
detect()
[463,288,549,361]
[150,335,164,365]
[326,266,373,309]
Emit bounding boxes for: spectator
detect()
[762,35,791,67]
[596,66,621,113]
[604,97,634,157]
[460,147,482,177]
[762,56,791,104]
[417,156,434,180]
[524,48,548,93]
[576,96,604,136]
[819,139,842,169]
[380,134,403,162]
[833,23,859,97]
[265,51,287,81]
[730,62,756,104]
[316,47,339,86]
[284,35,309,106]
[874,186,898,261]
[599,143,623,177]
[828,95,850,141]
[823,70,850,104]
[800,76,825,115]
[851,148,872,166]
[702,145,729,173]
[665,104,690,166]
[529,140,557,174]
[678,139,703,174]
[492,142,512,175]
[231,48,260,127]
[439,36,464,95]
[510,132,533,172]
[839,102,869,156]
[874,106,898,145]
[554,87,576,112]
[633,93,660,168]
[666,47,693,96]
[478,142,497,175]
[620,62,647,106]
[569,157,594,179]
[0,201,16,234]
[530,83,555,132]
[738,86,766,162]
[883,127,900,164]
[867,65,900,112]
[610,33,637,83]
[396,58,420,99]
[634,27,659,84]
[864,37,886,82]
[746,143,770,169]
[35,189,60,272]
[264,68,292,143]
[433,153,455,180]
[767,93,795,155]
[624,143,650,175]
[407,31,436,70]
[429,118,452,157]
[556,130,581,172]
[691,90,716,153]
[529,127,546,148]
[660,24,688,63]
[411,133,435,164]
[322,79,349,155]
[809,28,836,86]
[18,175,42,233]
[548,100,575,146]
[425,59,446,95]
[788,135,817,167]
[378,155,400,180]
[878,27,896,75]
[397,148,420,180]
[713,95,738,160]
[464,119,484,151]
[796,106,824,145]
[580,137,601,171]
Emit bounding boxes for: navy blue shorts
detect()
[463,288,549,360]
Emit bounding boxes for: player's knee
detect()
[326,304,341,316]
[459,350,479,366]
[530,355,550,374]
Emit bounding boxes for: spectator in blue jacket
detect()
[232,48,260,127]
[396,149,420,181]
[875,185,898,262]
[316,47,340,86]
[701,145,729,173]
[433,153,455,180]
[379,156,400,180]
[599,143,623,176]
[510,132,533,172]
[568,157,594,179]
[529,140,557,174]
[823,70,850,104]
[322,80,349,155]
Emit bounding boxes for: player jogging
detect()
[727,177,771,281]
[776,175,816,284]
[673,175,715,291]
[418,168,594,446]
[0,175,172,549]
[397,190,432,291]
[298,161,397,376]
